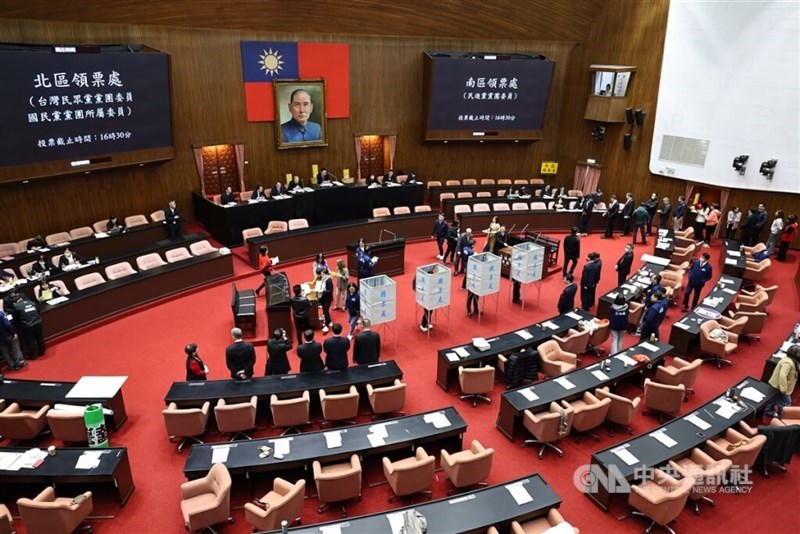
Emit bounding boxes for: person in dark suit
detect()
[288,175,304,191]
[580,251,602,310]
[10,292,45,359]
[578,195,594,236]
[297,329,324,373]
[323,323,350,370]
[319,269,334,332]
[271,181,287,197]
[165,199,181,240]
[602,194,619,238]
[106,215,124,232]
[316,168,331,184]
[557,273,577,314]
[385,169,397,183]
[26,235,46,251]
[658,197,672,229]
[289,285,311,344]
[620,193,635,236]
[640,292,667,342]
[632,203,649,244]
[184,343,208,381]
[754,203,769,246]
[29,255,51,277]
[225,327,256,379]
[266,328,293,375]
[615,243,634,285]
[353,318,381,365]
[251,185,267,200]
[739,208,759,248]
[562,227,581,276]
[681,253,712,311]
[644,193,659,235]
[432,213,449,260]
[220,186,236,204]
[493,226,508,255]
[455,228,476,274]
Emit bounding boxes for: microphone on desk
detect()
[380,229,397,243]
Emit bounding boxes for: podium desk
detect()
[720,238,747,278]
[286,474,561,534]
[183,407,465,480]
[346,238,406,278]
[0,447,134,506]
[596,262,666,320]
[496,340,671,440]
[436,309,594,391]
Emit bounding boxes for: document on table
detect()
[674,321,690,330]
[740,387,766,403]
[211,446,230,464]
[591,370,609,381]
[66,376,127,399]
[46,296,69,305]
[445,352,459,362]
[386,511,405,534]
[612,446,639,466]
[606,292,618,300]
[367,433,386,448]
[0,452,23,471]
[454,347,470,358]
[725,258,738,265]
[515,329,533,340]
[686,413,711,430]
[780,341,795,353]
[719,277,735,284]
[76,450,104,469]
[505,481,533,505]
[320,524,343,534]
[370,424,389,439]
[554,376,576,390]
[622,284,638,293]
[639,342,659,352]
[614,353,637,366]
[565,311,583,321]
[722,288,736,295]
[650,430,677,448]
[714,400,737,419]
[728,250,742,257]
[519,387,539,401]
[18,448,47,469]
[324,431,343,449]
[542,320,558,330]
[272,437,292,456]
[423,412,451,428]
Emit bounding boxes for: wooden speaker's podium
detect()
[266,273,292,333]
[347,237,406,277]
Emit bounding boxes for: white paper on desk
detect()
[719,277,735,285]
[686,413,711,430]
[324,431,343,449]
[614,353,637,366]
[781,341,795,353]
[728,250,742,257]
[445,352,459,362]
[387,511,405,534]
[46,296,70,305]
[272,438,292,456]
[725,258,738,265]
[17,448,47,470]
[722,288,736,295]
[0,452,23,471]
[555,376,576,390]
[506,481,533,505]
[715,401,737,419]
[454,347,470,358]
[520,387,539,401]
[740,387,766,403]
[76,450,103,469]
[612,446,639,466]
[606,292,618,300]
[565,311,583,321]
[674,322,690,330]
[516,329,533,340]
[640,342,659,352]
[591,370,609,381]
[542,320,558,330]
[367,433,386,448]
[370,424,389,438]
[94,232,109,238]
[650,430,677,448]
[66,376,127,399]
[423,412,451,429]
[211,446,230,464]
[320,524,343,534]
[622,284,638,293]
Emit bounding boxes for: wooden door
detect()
[358,135,384,179]
[199,144,240,196]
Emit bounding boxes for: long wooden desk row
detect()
[0,447,135,507]
[40,250,233,340]
[653,228,675,259]
[281,474,561,534]
[720,238,747,278]
[760,320,800,382]
[667,275,743,357]
[456,210,606,236]
[0,222,179,277]
[165,360,403,408]
[437,309,595,391]
[0,378,128,430]
[194,184,424,247]
[440,195,573,221]
[184,406,466,479]
[245,212,434,269]
[587,376,777,510]
[496,340,673,440]
[428,183,546,208]
[596,260,667,320]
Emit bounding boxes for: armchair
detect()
[458,366,495,407]
[595,387,640,436]
[771,406,800,427]
[243,478,305,532]
[655,357,702,398]
[440,440,494,494]
[628,469,694,534]
[522,401,574,459]
[366,380,406,419]
[383,447,435,502]
[313,454,362,517]
[552,328,590,355]
[584,319,610,357]
[214,396,257,441]
[743,258,770,285]
[659,270,684,305]
[46,410,89,445]
[270,391,311,435]
[627,301,645,331]
[643,379,685,422]
[705,427,767,487]
[698,320,738,368]
[537,340,577,378]
[717,314,748,335]
[569,391,611,442]
[740,284,777,308]
[17,487,92,534]
[732,290,768,313]
[727,310,765,342]
[668,447,732,515]
[509,508,580,533]
[320,386,359,426]
[670,243,696,264]
[179,463,233,533]
[162,401,211,452]
[0,504,11,534]
[0,403,50,443]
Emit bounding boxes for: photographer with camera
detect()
[266,327,293,375]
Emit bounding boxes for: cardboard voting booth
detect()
[359,274,396,325]
[510,242,545,283]
[466,252,501,296]
[415,264,452,310]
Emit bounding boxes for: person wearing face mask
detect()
[58,247,83,269]
[681,252,712,311]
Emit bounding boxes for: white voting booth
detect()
[359,274,397,348]
[466,252,501,322]
[510,242,545,308]
[414,263,452,335]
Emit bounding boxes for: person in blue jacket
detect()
[682,252,713,311]
[580,251,602,310]
[640,291,667,341]
[608,294,629,354]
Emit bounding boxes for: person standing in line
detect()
[578,194,594,236]
[318,268,334,333]
[333,258,349,311]
[266,328,292,375]
[432,213,449,260]
[620,192,635,236]
[412,268,436,332]
[644,193,659,236]
[754,203,769,246]
[766,209,785,252]
[777,214,797,262]
[254,245,273,296]
[632,203,649,245]
[323,323,350,370]
[640,292,666,342]
[562,227,581,276]
[353,318,381,365]
[557,273,577,314]
[297,330,325,373]
[690,201,708,244]
[739,208,758,247]
[658,197,672,229]
[702,203,721,247]
[165,199,181,240]
[0,311,27,370]
[681,253,712,312]
[184,343,208,381]
[725,206,742,239]
[225,327,256,380]
[290,285,311,344]
[443,220,460,265]
[672,196,686,232]
[456,228,476,275]
[608,294,629,353]
[764,344,799,418]
[344,282,360,340]
[10,293,45,359]
[616,243,634,285]
[580,252,602,311]
[601,194,619,239]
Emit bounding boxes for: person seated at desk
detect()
[225,327,256,380]
[369,175,386,188]
[58,247,82,269]
[220,186,236,205]
[251,185,267,201]
[385,169,397,183]
[35,278,62,303]
[107,215,125,232]
[542,184,553,198]
[316,168,331,184]
[505,188,519,199]
[323,323,350,370]
[298,329,324,372]
[184,342,208,381]
[353,318,380,365]
[288,175,304,191]
[0,269,18,289]
[271,181,288,197]
[29,255,52,277]
[26,235,46,251]
[266,328,293,375]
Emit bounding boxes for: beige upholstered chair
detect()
[659,270,684,304]
[266,220,288,234]
[439,192,455,204]
[414,205,432,213]
[393,206,411,215]
[675,228,696,248]
[665,260,689,273]
[537,340,578,378]
[0,242,20,256]
[770,406,800,427]
[670,243,696,264]
[480,178,496,185]
[440,440,494,494]
[214,396,257,440]
[732,290,768,313]
[668,447,732,515]
[17,238,34,252]
[372,207,391,217]
[595,387,640,436]
[124,214,148,227]
[243,478,305,532]
[74,272,106,290]
[553,328,590,355]
[493,202,510,212]
[462,178,477,185]
[150,210,166,223]
[717,314,748,335]
[498,179,512,185]
[46,410,88,445]
[92,220,108,233]
[136,253,167,271]
[288,218,309,230]
[445,180,461,186]
[727,310,765,342]
[628,301,644,330]
[458,365,495,406]
[473,203,491,213]
[162,401,211,452]
[242,227,264,243]
[512,202,530,211]
[655,357,702,398]
[0,504,12,534]
[705,427,766,483]
[0,403,50,442]
[628,469,694,534]
[522,401,574,458]
[104,261,137,280]
[426,180,442,188]
[366,379,406,419]
[699,320,738,368]
[742,242,765,257]
[34,280,70,301]
[383,447,435,502]
[513,179,528,185]
[17,487,93,534]
[476,191,492,198]
[179,463,233,533]
[320,386,359,426]
[740,284,777,308]
[569,391,611,442]
[643,379,685,421]
[509,508,580,533]
[45,232,71,246]
[68,227,94,240]
[189,240,218,256]
[454,205,472,216]
[165,247,192,263]
[19,260,36,278]
[313,454,362,516]
[584,319,610,356]
[270,391,311,435]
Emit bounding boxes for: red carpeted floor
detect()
[6,229,799,533]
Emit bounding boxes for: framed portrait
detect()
[273,79,328,150]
